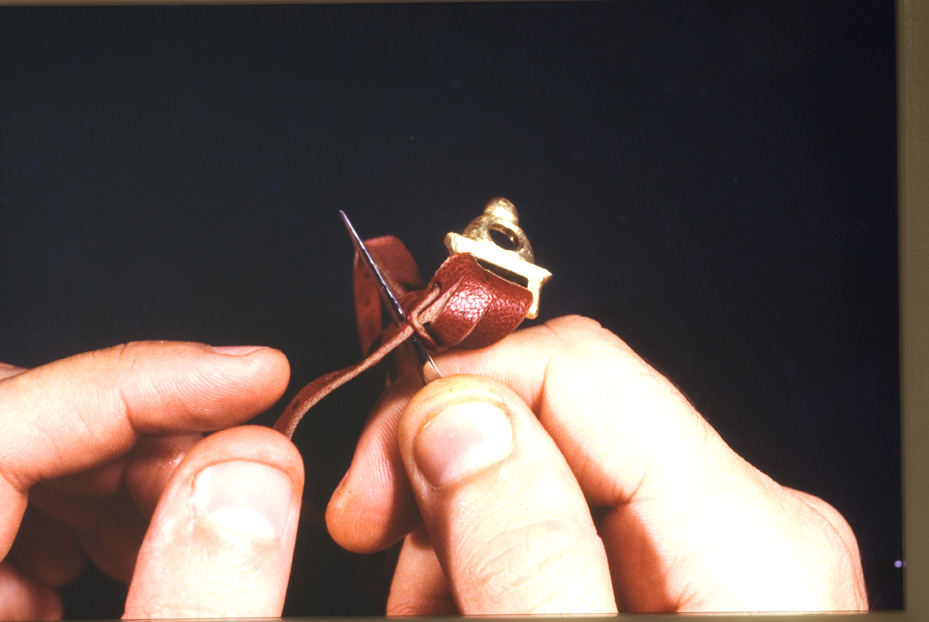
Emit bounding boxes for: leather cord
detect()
[274,235,533,439]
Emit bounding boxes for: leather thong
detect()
[273,198,550,439]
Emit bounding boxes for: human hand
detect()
[326,315,868,614]
[0,341,302,619]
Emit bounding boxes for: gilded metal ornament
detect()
[444,198,552,319]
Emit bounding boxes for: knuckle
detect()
[457,517,605,612]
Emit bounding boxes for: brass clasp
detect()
[444,198,552,319]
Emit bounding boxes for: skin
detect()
[0,341,301,619]
[326,315,869,614]
[0,316,868,616]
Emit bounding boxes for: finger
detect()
[40,456,129,497]
[21,485,148,584]
[397,375,616,614]
[75,490,150,582]
[329,315,867,611]
[327,318,604,552]
[0,363,27,381]
[427,317,868,611]
[787,486,864,568]
[0,342,289,558]
[386,526,455,615]
[7,505,86,587]
[124,434,203,519]
[1,342,289,485]
[23,436,201,585]
[0,563,62,620]
[326,375,420,553]
[326,318,592,551]
[124,426,303,618]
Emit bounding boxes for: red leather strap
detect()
[352,235,425,355]
[274,236,533,439]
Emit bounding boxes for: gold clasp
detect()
[444,198,552,319]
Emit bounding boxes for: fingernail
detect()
[193,461,295,539]
[209,345,265,356]
[414,401,514,488]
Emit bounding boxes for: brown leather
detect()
[353,236,425,355]
[274,236,533,439]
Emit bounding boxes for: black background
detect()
[0,1,900,615]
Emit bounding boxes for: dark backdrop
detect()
[0,1,900,615]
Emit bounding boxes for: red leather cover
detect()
[274,237,533,438]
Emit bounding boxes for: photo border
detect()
[1,0,922,619]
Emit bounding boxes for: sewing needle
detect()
[339,210,442,384]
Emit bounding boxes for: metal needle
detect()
[339,210,442,383]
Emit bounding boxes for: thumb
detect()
[123,426,303,618]
[395,375,616,615]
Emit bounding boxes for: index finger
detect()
[326,314,734,552]
[0,341,289,556]
[433,315,718,506]
[329,314,672,551]
[328,316,866,612]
